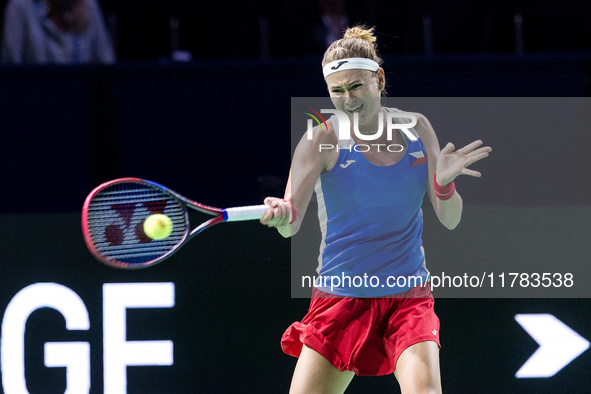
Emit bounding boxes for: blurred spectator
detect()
[1,0,115,64]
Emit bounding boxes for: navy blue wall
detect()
[1,53,589,213]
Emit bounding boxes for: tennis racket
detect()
[82,178,269,269]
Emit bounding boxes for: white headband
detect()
[323,57,380,78]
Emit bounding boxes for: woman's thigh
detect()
[395,340,442,394]
[290,345,355,394]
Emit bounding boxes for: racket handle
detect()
[222,204,269,222]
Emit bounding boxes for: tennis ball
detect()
[143,214,173,240]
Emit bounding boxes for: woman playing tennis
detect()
[261,26,491,394]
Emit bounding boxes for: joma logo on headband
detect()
[330,61,348,70]
[305,109,418,142]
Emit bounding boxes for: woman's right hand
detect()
[260,197,294,238]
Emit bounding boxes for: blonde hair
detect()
[321,26,383,68]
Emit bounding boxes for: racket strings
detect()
[86,181,187,265]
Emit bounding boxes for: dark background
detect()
[2,0,591,60]
[1,0,591,393]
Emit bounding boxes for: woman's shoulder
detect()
[299,117,339,147]
[295,118,339,172]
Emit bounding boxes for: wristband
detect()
[283,199,297,224]
[433,173,455,201]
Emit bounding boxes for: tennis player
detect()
[261,26,491,394]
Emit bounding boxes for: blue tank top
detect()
[314,109,430,296]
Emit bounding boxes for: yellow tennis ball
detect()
[143,214,173,240]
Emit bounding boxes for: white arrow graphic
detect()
[515,313,590,378]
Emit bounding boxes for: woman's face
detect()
[325,68,384,133]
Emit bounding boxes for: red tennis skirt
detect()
[281,283,440,376]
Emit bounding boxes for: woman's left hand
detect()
[435,140,491,185]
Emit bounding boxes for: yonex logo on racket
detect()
[105,201,168,246]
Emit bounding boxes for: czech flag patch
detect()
[409,150,426,166]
